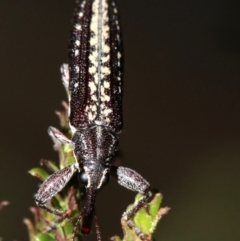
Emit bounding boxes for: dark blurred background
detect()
[0,0,240,240]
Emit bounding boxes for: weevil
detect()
[35,0,152,240]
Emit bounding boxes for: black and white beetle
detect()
[35,0,152,240]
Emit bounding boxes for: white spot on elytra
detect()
[94,77,98,84]
[75,24,81,30]
[88,112,94,121]
[89,54,97,63]
[74,82,79,88]
[84,0,118,124]
[88,0,110,85]
[91,105,97,112]
[103,81,110,88]
[103,108,112,115]
[75,66,79,73]
[88,0,99,70]
[103,45,110,53]
[101,85,110,102]
[104,95,110,102]
[90,37,97,46]
[81,0,86,8]
[104,24,109,32]
[102,54,110,62]
[102,66,110,76]
[75,50,79,56]
[76,40,80,46]
[89,65,97,74]
[101,86,105,95]
[92,95,97,101]
[89,81,97,94]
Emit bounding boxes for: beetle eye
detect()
[79,172,88,186]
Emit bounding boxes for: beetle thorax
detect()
[72,125,118,164]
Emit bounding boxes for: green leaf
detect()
[63,143,73,153]
[134,193,143,202]
[51,196,63,210]
[42,160,59,172]
[122,223,136,241]
[119,192,170,241]
[148,193,162,218]
[133,208,151,233]
[28,168,49,181]
[23,218,35,236]
[65,155,75,166]
[34,233,55,241]
[62,219,74,237]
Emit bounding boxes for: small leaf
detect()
[63,144,73,153]
[29,168,49,181]
[133,208,151,233]
[119,192,170,241]
[148,193,162,218]
[35,233,55,241]
[23,218,35,240]
[40,159,59,172]
[62,219,74,237]
[65,155,75,166]
[150,206,171,233]
[121,222,136,241]
[134,193,143,202]
[51,196,63,210]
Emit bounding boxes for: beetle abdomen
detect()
[68,0,123,133]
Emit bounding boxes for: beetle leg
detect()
[110,166,152,241]
[48,126,71,149]
[35,162,79,216]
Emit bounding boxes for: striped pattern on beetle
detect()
[68,0,123,133]
[35,1,153,240]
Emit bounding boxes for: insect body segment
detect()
[35,1,152,240]
[68,0,123,133]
